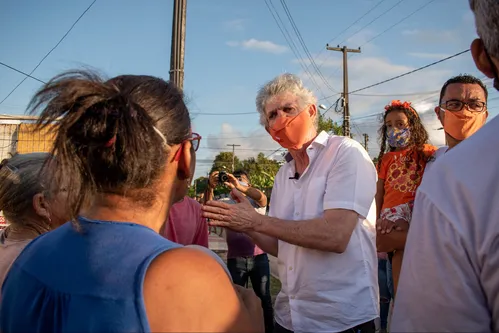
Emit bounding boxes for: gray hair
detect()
[470,0,499,58]
[255,73,318,127]
[0,153,53,230]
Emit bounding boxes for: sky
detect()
[1,0,497,179]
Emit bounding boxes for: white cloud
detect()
[408,52,451,59]
[194,123,283,179]
[401,29,420,36]
[400,29,459,44]
[225,41,239,47]
[223,19,247,31]
[226,38,288,54]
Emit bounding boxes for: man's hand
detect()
[208,171,219,189]
[202,189,259,232]
[233,285,265,333]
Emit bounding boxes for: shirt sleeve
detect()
[323,139,377,218]
[391,189,491,332]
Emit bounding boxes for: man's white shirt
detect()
[392,115,499,332]
[270,131,378,333]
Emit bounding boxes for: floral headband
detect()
[384,100,418,116]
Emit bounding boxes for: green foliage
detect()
[241,153,280,190]
[210,151,242,174]
[318,113,343,135]
[187,152,282,199]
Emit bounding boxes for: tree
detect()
[210,152,242,173]
[242,153,280,191]
[188,176,208,198]
[200,152,282,198]
[318,113,343,135]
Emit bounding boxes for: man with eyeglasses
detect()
[427,74,489,170]
[391,0,499,330]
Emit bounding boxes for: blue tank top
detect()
[0,217,181,332]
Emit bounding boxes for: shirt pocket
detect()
[302,176,327,219]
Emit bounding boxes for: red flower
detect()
[384,100,413,112]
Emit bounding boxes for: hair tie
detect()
[104,135,117,148]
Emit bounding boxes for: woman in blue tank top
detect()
[0,71,263,333]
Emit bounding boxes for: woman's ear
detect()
[177,142,193,181]
[32,193,51,222]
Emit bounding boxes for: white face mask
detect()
[238,181,248,187]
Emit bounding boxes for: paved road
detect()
[209,232,279,279]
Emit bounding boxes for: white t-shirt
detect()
[424,146,448,174]
[270,131,378,333]
[391,115,499,332]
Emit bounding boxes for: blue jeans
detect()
[378,258,393,329]
[228,253,274,333]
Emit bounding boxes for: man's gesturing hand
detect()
[201,189,260,232]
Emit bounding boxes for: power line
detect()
[0,61,46,84]
[350,89,441,97]
[359,0,437,47]
[320,49,471,101]
[263,0,328,100]
[0,0,97,106]
[279,0,338,93]
[326,0,436,81]
[316,0,388,70]
[337,0,406,46]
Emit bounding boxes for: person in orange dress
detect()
[375,100,436,297]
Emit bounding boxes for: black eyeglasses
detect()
[441,100,486,112]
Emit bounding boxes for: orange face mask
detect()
[442,108,488,141]
[267,110,313,149]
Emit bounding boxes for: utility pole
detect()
[326,44,361,138]
[169,0,187,90]
[363,133,369,152]
[227,144,241,172]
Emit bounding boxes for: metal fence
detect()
[0,115,55,228]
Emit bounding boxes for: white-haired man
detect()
[203,74,378,333]
[391,0,499,331]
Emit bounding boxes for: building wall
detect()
[16,123,55,154]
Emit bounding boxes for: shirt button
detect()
[295,212,299,216]
[290,296,295,299]
[289,266,293,270]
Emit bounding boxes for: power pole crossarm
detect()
[326,44,361,138]
[326,46,361,53]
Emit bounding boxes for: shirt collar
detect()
[284,131,329,162]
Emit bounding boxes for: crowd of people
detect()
[1,0,499,332]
